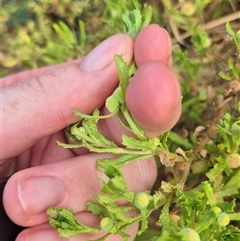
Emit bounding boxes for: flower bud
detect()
[181,2,196,16]
[100,217,113,232]
[212,206,222,214]
[226,153,240,169]
[217,143,225,151]
[202,35,211,48]
[180,228,201,241]
[217,212,230,227]
[134,192,150,210]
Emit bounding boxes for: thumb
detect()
[1,34,133,159]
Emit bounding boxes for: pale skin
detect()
[1,25,182,240]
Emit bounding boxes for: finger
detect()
[3,153,157,226]
[2,34,133,160]
[1,59,82,88]
[99,25,181,142]
[126,61,181,137]
[128,24,181,137]
[134,24,172,67]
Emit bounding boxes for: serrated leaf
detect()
[202,181,215,207]
[122,9,142,38]
[87,202,108,217]
[114,55,130,96]
[142,5,153,28]
[122,135,159,152]
[71,122,93,143]
[47,208,100,238]
[106,87,123,113]
[97,153,152,170]
[206,163,225,182]
[217,199,236,213]
[132,9,142,34]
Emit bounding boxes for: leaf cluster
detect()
[48,165,165,240]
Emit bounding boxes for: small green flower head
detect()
[217,143,225,151]
[226,153,240,169]
[100,217,113,232]
[134,192,150,210]
[181,2,196,16]
[231,121,240,137]
[212,206,222,215]
[180,228,201,241]
[217,212,230,227]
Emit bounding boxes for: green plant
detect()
[2,0,240,240]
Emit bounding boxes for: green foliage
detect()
[219,58,240,81]
[1,0,110,75]
[49,10,240,237]
[49,165,165,240]
[2,0,240,240]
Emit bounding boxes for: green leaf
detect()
[122,9,142,38]
[225,22,235,37]
[206,163,225,182]
[224,169,240,189]
[141,5,153,28]
[105,87,123,113]
[97,153,152,170]
[114,55,130,97]
[217,199,236,213]
[53,21,77,48]
[202,181,215,207]
[99,166,135,202]
[122,135,160,152]
[47,207,100,238]
[78,20,86,49]
[176,189,205,225]
[194,209,218,234]
[219,71,232,81]
[168,131,194,149]
[87,202,108,217]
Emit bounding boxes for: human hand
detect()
[2,24,181,240]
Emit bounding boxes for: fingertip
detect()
[134,24,172,67]
[126,61,181,137]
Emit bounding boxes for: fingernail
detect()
[80,34,127,72]
[17,176,65,216]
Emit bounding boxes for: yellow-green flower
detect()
[217,212,230,227]
[134,192,150,210]
[212,207,222,215]
[100,217,114,232]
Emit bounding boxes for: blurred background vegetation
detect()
[1,0,239,75]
